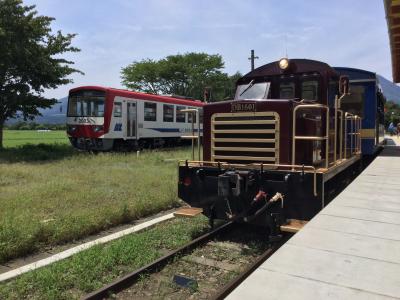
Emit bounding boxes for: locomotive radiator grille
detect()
[211,112,280,164]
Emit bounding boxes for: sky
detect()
[24,0,392,100]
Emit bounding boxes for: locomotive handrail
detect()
[344,113,362,157]
[338,93,362,158]
[181,108,201,160]
[335,93,348,162]
[179,160,318,196]
[338,109,344,161]
[292,104,329,170]
[294,136,326,140]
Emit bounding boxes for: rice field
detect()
[2,130,69,148]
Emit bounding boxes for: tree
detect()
[385,101,400,128]
[121,52,241,101]
[0,0,82,148]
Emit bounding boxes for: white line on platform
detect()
[0,212,175,282]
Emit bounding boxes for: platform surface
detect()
[227,138,400,300]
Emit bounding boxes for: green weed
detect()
[0,216,209,300]
[0,147,193,262]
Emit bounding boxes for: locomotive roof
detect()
[69,86,204,107]
[333,67,376,80]
[241,59,339,80]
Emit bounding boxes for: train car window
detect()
[176,106,186,123]
[235,82,270,100]
[188,108,196,123]
[114,103,122,117]
[163,104,174,122]
[279,82,295,99]
[301,80,319,100]
[341,85,364,117]
[144,102,157,121]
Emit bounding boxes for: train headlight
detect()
[279,58,290,70]
[93,125,103,132]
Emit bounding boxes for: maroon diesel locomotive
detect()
[178,58,364,239]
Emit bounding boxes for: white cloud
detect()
[22,0,394,98]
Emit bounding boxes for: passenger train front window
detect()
[301,80,319,100]
[235,82,270,100]
[68,93,105,117]
[279,82,295,99]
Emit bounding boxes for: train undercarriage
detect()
[68,136,190,151]
[178,155,363,240]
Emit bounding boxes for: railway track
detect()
[83,222,291,300]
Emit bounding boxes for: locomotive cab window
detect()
[279,81,295,99]
[301,80,319,101]
[235,82,270,100]
[163,104,174,122]
[144,102,157,121]
[113,102,122,117]
[176,106,186,123]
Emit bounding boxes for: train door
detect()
[125,102,137,139]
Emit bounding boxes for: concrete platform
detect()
[227,139,400,300]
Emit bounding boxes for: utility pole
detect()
[248,49,259,71]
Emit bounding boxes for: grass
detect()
[2,130,69,148]
[0,143,76,162]
[0,134,194,262]
[0,216,210,300]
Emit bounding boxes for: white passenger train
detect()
[66,86,204,151]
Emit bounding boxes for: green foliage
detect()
[5,121,66,131]
[385,101,400,127]
[121,52,241,101]
[0,0,82,148]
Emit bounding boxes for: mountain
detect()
[34,97,68,124]
[5,97,68,125]
[377,75,400,105]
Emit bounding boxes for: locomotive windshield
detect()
[68,90,105,117]
[235,82,271,100]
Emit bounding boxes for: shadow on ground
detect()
[382,138,400,157]
[0,143,80,163]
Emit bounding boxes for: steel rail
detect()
[83,221,235,300]
[211,233,292,300]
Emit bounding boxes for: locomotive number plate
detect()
[231,102,256,113]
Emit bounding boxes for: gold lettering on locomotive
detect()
[231,102,256,113]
